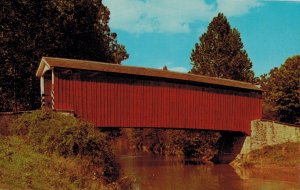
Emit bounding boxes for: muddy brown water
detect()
[116,152,300,190]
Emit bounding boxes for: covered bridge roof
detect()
[36,57,261,92]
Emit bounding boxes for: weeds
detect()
[10,110,120,183]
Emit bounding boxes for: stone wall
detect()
[240,120,300,154]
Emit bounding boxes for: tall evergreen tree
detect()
[0,0,128,111]
[190,13,254,82]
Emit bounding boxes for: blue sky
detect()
[103,0,300,76]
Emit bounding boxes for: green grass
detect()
[0,110,133,190]
[0,136,107,190]
[236,142,300,167]
[0,136,133,190]
[10,110,121,183]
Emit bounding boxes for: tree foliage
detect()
[259,55,300,124]
[190,13,254,82]
[0,0,128,111]
[123,128,221,163]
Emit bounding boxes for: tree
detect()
[260,55,300,124]
[0,0,128,111]
[190,13,254,82]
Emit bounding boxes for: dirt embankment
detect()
[231,142,300,168]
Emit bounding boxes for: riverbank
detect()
[232,120,300,170]
[230,142,300,188]
[0,136,100,189]
[231,142,300,169]
[0,110,133,190]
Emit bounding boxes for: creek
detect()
[114,144,299,190]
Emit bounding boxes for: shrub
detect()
[10,110,120,182]
[169,129,221,163]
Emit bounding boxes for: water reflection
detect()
[117,153,300,190]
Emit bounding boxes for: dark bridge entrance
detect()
[37,57,262,135]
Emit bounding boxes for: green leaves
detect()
[260,55,300,124]
[0,0,129,111]
[190,13,254,83]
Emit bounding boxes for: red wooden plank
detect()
[61,76,65,110]
[192,86,196,129]
[127,80,131,127]
[111,80,116,127]
[68,77,72,110]
[79,75,83,119]
[169,83,174,128]
[64,77,68,110]
[162,83,166,128]
[197,87,201,129]
[152,82,157,128]
[141,80,145,127]
[158,83,161,128]
[58,76,62,110]
[116,80,121,127]
[87,79,91,123]
[107,77,111,127]
[75,75,80,118]
[64,77,69,110]
[92,78,97,126]
[85,79,90,123]
[70,77,74,110]
[95,76,99,126]
[124,80,129,127]
[123,80,128,127]
[100,76,104,126]
[170,84,174,128]
[138,82,143,127]
[116,80,120,127]
[187,86,192,129]
[145,81,149,127]
[183,85,187,129]
[84,79,88,121]
[135,80,138,127]
[131,80,136,127]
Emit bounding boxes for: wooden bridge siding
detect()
[54,73,262,135]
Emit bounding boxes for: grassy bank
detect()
[231,142,300,168]
[0,136,102,189]
[0,110,133,190]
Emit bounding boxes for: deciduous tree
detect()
[260,55,300,124]
[0,0,128,111]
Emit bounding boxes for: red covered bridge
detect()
[36,57,262,135]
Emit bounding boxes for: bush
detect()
[10,110,120,182]
[168,129,221,163]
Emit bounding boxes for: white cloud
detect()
[217,0,261,16]
[168,66,189,73]
[263,0,300,2]
[103,0,262,34]
[157,64,189,73]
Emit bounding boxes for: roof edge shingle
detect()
[37,57,262,92]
